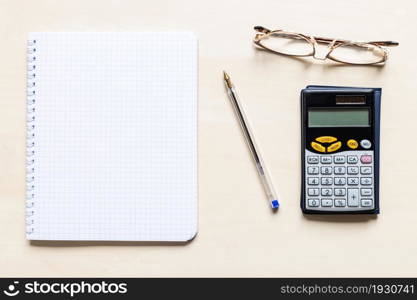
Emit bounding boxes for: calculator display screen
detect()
[308,108,369,127]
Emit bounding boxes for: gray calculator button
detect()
[307,156,319,164]
[334,188,346,196]
[321,156,332,164]
[361,199,373,207]
[321,188,332,196]
[361,188,373,196]
[321,199,333,207]
[307,166,319,174]
[334,177,346,185]
[360,139,372,149]
[347,177,359,185]
[347,166,359,175]
[361,177,372,185]
[321,166,332,175]
[334,199,346,207]
[308,199,319,207]
[334,156,345,164]
[347,188,359,206]
[361,166,372,174]
[308,177,319,185]
[334,166,346,175]
[347,155,358,164]
[321,177,333,185]
[308,188,319,196]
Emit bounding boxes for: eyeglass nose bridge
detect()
[311,38,337,60]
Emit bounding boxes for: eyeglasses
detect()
[253,26,399,65]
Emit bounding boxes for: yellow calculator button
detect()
[347,139,358,149]
[327,141,342,153]
[311,142,326,153]
[315,136,337,143]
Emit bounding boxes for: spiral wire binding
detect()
[26,38,37,235]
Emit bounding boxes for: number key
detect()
[334,188,346,196]
[321,188,332,196]
[321,166,332,175]
[334,166,346,175]
[334,177,346,185]
[321,177,333,185]
[308,188,319,196]
[308,199,319,207]
[308,177,319,185]
[308,166,319,175]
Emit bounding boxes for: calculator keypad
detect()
[305,150,375,211]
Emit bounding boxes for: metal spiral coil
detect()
[26,39,37,236]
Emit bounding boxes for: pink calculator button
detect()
[360,155,372,164]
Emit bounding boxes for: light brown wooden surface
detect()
[0,0,416,276]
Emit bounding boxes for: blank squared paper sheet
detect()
[27,32,198,241]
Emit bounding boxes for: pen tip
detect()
[223,71,232,88]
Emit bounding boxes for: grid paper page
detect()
[26,32,198,241]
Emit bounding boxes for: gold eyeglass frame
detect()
[253,26,399,65]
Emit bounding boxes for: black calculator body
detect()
[301,86,381,214]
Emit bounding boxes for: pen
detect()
[223,71,279,209]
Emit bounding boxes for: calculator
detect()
[301,86,381,214]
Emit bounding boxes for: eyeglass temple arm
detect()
[254,26,399,47]
[369,41,399,46]
[314,36,399,46]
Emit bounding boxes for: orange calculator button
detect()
[315,136,337,143]
[347,139,359,149]
[311,142,326,153]
[327,141,342,153]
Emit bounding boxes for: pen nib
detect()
[223,71,233,88]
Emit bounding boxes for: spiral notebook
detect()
[26,33,198,241]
